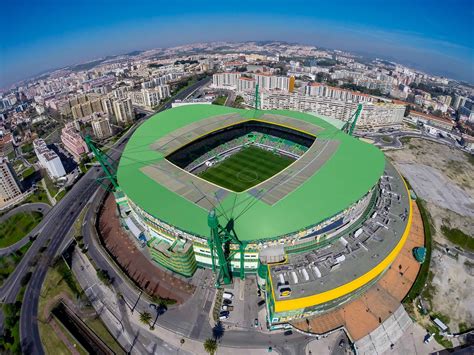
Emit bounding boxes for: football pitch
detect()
[198,146,295,192]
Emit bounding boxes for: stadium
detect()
[115,104,412,328]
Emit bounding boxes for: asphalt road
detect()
[359,129,462,150]
[7,76,211,355]
[0,203,51,257]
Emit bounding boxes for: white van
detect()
[223,292,234,300]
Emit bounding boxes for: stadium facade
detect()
[115,104,412,328]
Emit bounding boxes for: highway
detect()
[0,76,212,355]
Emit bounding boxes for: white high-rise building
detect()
[0,157,22,208]
[113,98,134,124]
[255,74,290,91]
[305,83,375,103]
[33,139,66,179]
[237,77,256,92]
[453,94,467,110]
[141,85,171,109]
[258,91,405,130]
[91,113,113,139]
[212,72,241,89]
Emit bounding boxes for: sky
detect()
[1,0,473,88]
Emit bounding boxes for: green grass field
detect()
[198,146,294,192]
[441,225,474,252]
[0,211,43,248]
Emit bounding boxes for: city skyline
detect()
[1,0,473,88]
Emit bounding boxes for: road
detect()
[359,128,462,150]
[3,76,211,355]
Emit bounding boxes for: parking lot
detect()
[218,276,260,330]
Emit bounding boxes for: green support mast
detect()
[84,135,119,191]
[254,84,260,111]
[342,103,363,136]
[207,210,247,287]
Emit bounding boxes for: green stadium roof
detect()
[118,105,385,242]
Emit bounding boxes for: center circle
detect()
[237,170,259,182]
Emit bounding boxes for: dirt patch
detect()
[386,138,474,333]
[427,203,474,246]
[386,138,474,195]
[429,249,474,332]
[98,194,195,304]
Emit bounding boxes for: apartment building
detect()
[113,98,134,124]
[61,122,89,160]
[259,91,405,130]
[0,157,22,208]
[212,72,241,89]
[91,113,113,139]
[255,73,290,91]
[33,139,66,179]
[237,77,256,92]
[141,85,171,109]
[305,83,375,103]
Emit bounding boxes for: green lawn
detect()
[22,166,35,179]
[198,146,294,192]
[55,189,66,202]
[24,187,49,204]
[212,95,227,106]
[441,225,474,252]
[21,143,34,154]
[0,211,43,248]
[0,241,32,287]
[43,174,59,197]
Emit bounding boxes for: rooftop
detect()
[269,161,411,311]
[118,105,385,242]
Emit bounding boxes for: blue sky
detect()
[1,0,473,88]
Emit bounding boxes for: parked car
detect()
[219,314,229,320]
[254,318,259,327]
[223,299,232,305]
[284,330,293,336]
[220,311,230,317]
[221,305,234,311]
[223,292,234,300]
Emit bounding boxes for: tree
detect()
[212,322,225,340]
[96,269,113,285]
[139,311,152,325]
[203,338,218,355]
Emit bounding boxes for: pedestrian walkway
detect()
[72,247,271,355]
[41,179,57,206]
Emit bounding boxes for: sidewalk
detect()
[41,178,56,206]
[72,248,272,354]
